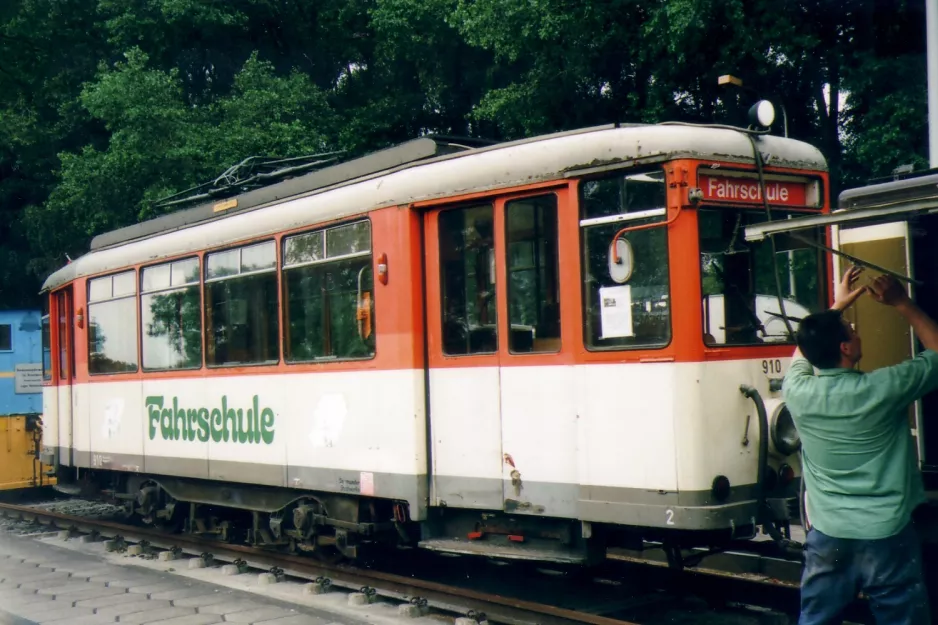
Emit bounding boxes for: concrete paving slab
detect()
[0,570,70,585]
[0,562,39,571]
[0,592,56,611]
[52,566,123,579]
[43,614,118,625]
[37,581,109,596]
[253,617,332,625]
[0,563,44,575]
[24,580,88,592]
[116,607,196,623]
[169,592,233,608]
[94,576,161,587]
[145,616,223,625]
[74,591,144,609]
[149,586,211,601]
[56,585,128,603]
[127,582,188,596]
[21,605,94,622]
[0,587,39,600]
[222,607,297,622]
[197,600,268,615]
[93,599,173,619]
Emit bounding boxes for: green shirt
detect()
[782,350,938,539]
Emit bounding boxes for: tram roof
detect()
[43,123,826,292]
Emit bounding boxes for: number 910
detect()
[762,359,782,375]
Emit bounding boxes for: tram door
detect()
[54,288,75,466]
[423,189,575,515]
[424,202,505,509]
[834,223,921,465]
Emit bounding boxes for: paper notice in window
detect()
[599,285,634,339]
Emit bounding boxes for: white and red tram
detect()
[39,121,829,564]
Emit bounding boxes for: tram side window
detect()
[57,292,68,378]
[88,271,139,374]
[141,258,202,370]
[283,220,375,361]
[580,171,670,350]
[0,324,10,351]
[506,195,561,353]
[41,299,51,380]
[439,204,497,355]
[205,241,279,366]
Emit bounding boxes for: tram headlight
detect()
[770,403,801,456]
[748,100,776,128]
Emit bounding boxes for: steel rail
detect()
[0,502,639,625]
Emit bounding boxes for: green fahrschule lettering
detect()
[145,395,275,444]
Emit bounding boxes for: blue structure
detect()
[0,310,43,415]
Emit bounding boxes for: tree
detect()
[0,0,109,306]
[25,48,339,272]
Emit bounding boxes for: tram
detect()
[41,106,827,565]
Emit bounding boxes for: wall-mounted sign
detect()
[14,364,43,394]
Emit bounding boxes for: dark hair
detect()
[795,310,850,369]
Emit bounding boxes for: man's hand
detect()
[868,275,911,307]
[831,265,867,311]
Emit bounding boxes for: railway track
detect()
[0,498,810,625]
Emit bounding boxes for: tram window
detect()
[580,171,670,350]
[439,204,497,355]
[698,209,824,346]
[41,299,51,380]
[205,241,279,366]
[141,258,202,370]
[581,170,666,220]
[0,324,10,351]
[283,221,375,362]
[88,271,139,374]
[506,195,561,353]
[57,292,68,379]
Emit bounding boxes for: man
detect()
[783,267,938,625]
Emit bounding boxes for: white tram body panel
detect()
[58,370,430,516]
[47,356,791,531]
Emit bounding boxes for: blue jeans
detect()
[800,522,930,625]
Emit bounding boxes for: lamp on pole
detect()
[718,74,789,137]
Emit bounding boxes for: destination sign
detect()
[699,174,810,207]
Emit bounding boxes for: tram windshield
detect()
[699,208,825,346]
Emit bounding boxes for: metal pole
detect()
[928,0,938,168]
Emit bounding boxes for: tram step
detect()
[418,537,589,564]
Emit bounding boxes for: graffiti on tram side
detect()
[145,395,275,444]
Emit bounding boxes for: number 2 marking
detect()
[665,509,675,526]
[762,359,782,375]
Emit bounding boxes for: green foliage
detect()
[28,47,337,251]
